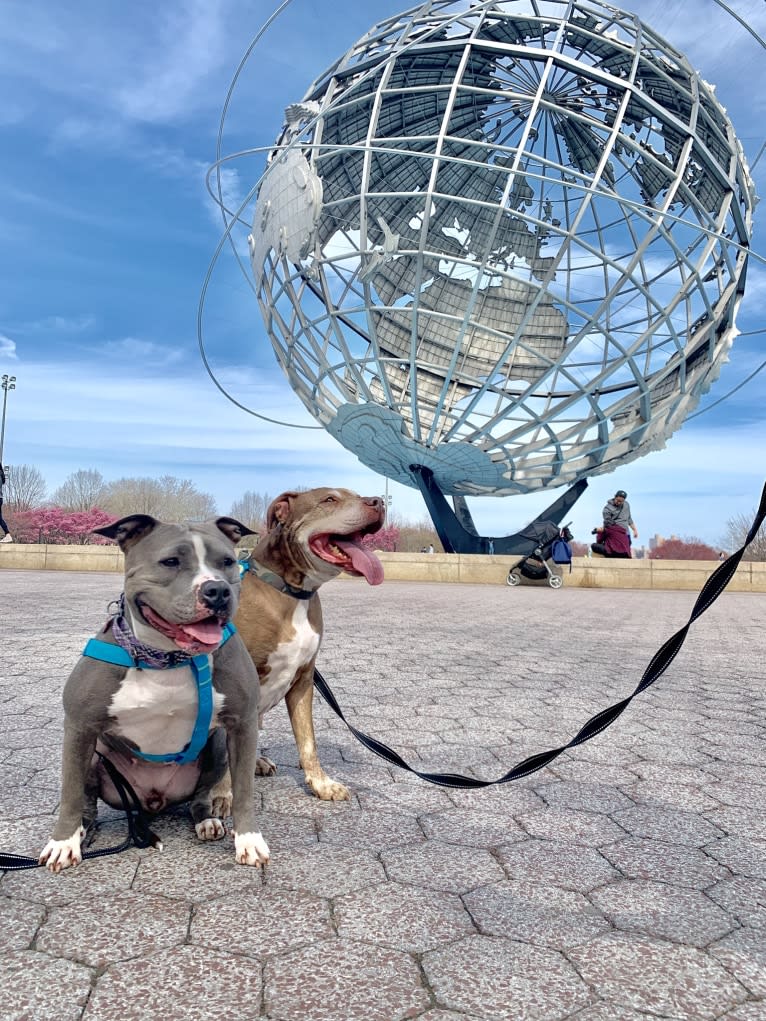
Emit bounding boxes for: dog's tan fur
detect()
[235,487,384,800]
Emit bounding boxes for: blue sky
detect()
[1,0,765,549]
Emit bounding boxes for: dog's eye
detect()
[221,556,236,568]
[160,557,180,568]
[323,495,337,504]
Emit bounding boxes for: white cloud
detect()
[0,335,18,360]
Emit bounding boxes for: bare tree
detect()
[52,469,107,511]
[3,464,46,511]
[720,510,766,561]
[229,490,272,530]
[102,475,217,521]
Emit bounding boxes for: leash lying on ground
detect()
[314,481,766,790]
[0,753,161,871]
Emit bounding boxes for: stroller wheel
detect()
[506,570,521,586]
[549,575,563,589]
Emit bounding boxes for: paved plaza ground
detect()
[0,569,765,1021]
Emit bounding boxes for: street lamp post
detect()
[1,374,16,467]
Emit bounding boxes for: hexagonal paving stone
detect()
[534,782,634,815]
[413,1012,478,1021]
[0,897,45,950]
[84,945,262,1020]
[0,813,59,859]
[419,806,525,848]
[716,1005,766,1021]
[564,1004,656,1020]
[445,784,544,814]
[265,842,386,897]
[517,808,627,846]
[624,780,720,813]
[0,950,92,1021]
[335,881,474,952]
[131,840,265,901]
[707,876,766,929]
[464,879,610,949]
[358,782,457,816]
[545,762,640,788]
[589,879,735,946]
[568,932,748,1019]
[0,852,139,907]
[710,928,766,998]
[264,937,429,1021]
[705,836,766,878]
[610,805,724,846]
[36,891,191,968]
[318,807,425,851]
[423,934,591,1020]
[601,837,729,888]
[706,807,766,842]
[381,838,505,894]
[191,886,333,957]
[496,838,619,892]
[705,780,766,809]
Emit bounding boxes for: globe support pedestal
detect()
[409,465,587,555]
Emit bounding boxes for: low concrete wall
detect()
[0,544,762,591]
[0,543,124,572]
[374,551,764,592]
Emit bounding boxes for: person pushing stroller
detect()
[591,490,638,558]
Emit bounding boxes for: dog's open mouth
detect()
[309,532,384,585]
[137,600,226,653]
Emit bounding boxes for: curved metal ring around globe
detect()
[204,0,763,493]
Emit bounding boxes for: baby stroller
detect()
[506,521,574,589]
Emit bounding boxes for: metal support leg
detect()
[409,464,588,555]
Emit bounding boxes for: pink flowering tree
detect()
[10,507,116,544]
[361,524,400,552]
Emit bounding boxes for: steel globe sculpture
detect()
[204,1,758,548]
[247,0,754,496]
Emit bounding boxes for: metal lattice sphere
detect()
[248,0,755,496]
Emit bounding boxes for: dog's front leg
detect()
[40,724,97,873]
[227,717,270,867]
[286,666,350,801]
[190,728,228,842]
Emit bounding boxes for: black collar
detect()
[240,556,315,600]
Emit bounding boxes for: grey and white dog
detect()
[39,513,270,872]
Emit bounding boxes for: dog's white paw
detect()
[255,755,277,777]
[234,830,270,867]
[195,818,226,841]
[39,826,85,873]
[308,775,350,801]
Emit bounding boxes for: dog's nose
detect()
[199,580,232,613]
[365,496,385,514]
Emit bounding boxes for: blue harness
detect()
[82,622,236,765]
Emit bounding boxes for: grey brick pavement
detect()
[0,569,764,1020]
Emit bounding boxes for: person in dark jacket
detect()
[591,490,637,558]
[0,465,12,543]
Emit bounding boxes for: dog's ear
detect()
[92,514,159,551]
[215,516,256,544]
[267,492,300,529]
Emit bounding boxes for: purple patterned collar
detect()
[110,595,195,670]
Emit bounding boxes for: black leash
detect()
[314,481,766,790]
[0,753,162,871]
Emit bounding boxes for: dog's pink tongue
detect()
[335,540,384,585]
[179,617,224,647]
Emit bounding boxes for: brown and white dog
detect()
[233,487,385,800]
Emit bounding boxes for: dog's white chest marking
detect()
[108,661,225,756]
[260,601,320,714]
